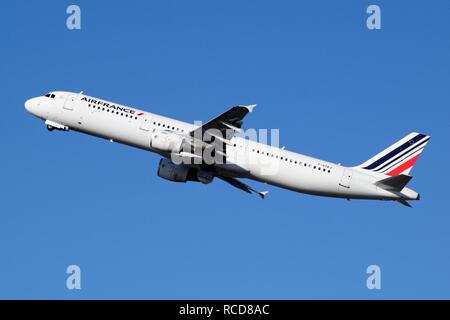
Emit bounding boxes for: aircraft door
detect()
[339,168,352,189]
[139,115,152,131]
[63,94,76,111]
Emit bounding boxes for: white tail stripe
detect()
[380,145,426,173]
[374,136,429,172]
[356,132,430,176]
[358,132,418,168]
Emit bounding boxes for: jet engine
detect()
[157,159,214,184]
[196,169,214,184]
[150,130,186,154]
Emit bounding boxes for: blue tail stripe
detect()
[363,133,426,170]
[379,145,425,173]
[374,137,430,172]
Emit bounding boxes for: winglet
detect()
[398,199,412,208]
[242,104,257,113]
[258,191,269,199]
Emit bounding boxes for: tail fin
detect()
[357,132,430,176]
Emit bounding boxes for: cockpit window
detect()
[45,93,56,98]
[45,94,51,97]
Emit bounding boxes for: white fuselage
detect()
[24,91,419,201]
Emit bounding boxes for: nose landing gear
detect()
[44,120,69,132]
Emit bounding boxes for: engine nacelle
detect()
[150,130,186,154]
[157,159,215,184]
[157,158,190,182]
[197,169,214,184]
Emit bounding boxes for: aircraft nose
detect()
[25,98,33,112]
[24,97,38,113]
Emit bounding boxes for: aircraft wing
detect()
[217,175,268,199]
[189,104,256,140]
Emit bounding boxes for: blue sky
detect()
[1,1,449,299]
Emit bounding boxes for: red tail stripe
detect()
[386,154,420,176]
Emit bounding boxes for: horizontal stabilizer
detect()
[375,174,412,192]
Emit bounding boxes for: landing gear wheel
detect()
[47,125,54,131]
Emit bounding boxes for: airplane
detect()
[24,91,430,207]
